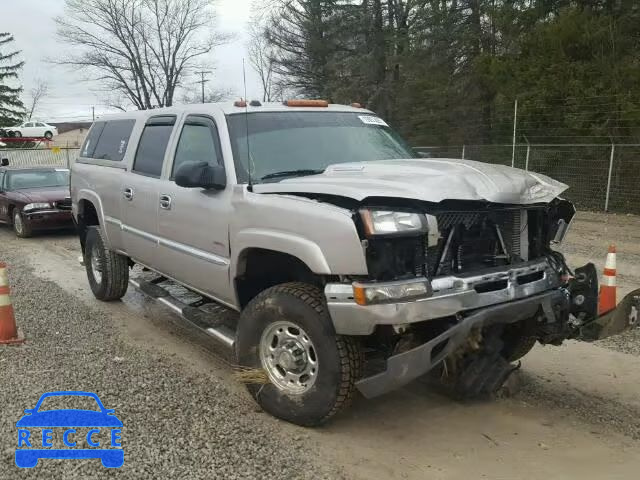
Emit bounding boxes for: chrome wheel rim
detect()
[13,212,23,235]
[90,247,103,284]
[259,321,318,394]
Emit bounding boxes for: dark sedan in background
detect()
[0,167,73,237]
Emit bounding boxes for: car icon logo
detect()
[15,391,123,468]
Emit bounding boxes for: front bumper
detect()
[24,209,74,230]
[325,259,559,335]
[355,289,568,398]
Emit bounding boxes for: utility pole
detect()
[511,98,518,168]
[92,106,95,121]
[195,70,212,104]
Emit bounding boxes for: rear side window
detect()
[132,116,176,177]
[91,119,136,161]
[171,116,222,178]
[81,122,105,158]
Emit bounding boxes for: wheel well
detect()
[77,199,99,251]
[235,248,325,308]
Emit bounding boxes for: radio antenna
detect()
[243,58,254,192]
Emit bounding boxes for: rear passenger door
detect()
[155,114,234,304]
[120,115,176,267]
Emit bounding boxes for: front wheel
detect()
[236,282,363,426]
[84,226,129,301]
[13,210,32,238]
[44,131,53,140]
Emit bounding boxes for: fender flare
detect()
[75,190,109,243]
[232,228,332,279]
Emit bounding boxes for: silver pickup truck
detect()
[71,101,639,426]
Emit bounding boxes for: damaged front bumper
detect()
[325,259,559,336]
[355,287,640,398]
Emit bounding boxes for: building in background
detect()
[51,122,93,147]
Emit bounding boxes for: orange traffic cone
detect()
[0,263,24,345]
[598,245,617,315]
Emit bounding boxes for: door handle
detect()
[159,194,172,210]
[123,187,134,201]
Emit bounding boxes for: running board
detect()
[129,278,237,350]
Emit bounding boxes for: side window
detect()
[171,116,222,179]
[24,122,33,128]
[92,119,136,161]
[81,122,106,158]
[0,172,4,191]
[36,122,46,127]
[132,116,176,178]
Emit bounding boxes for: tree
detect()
[0,32,25,126]
[181,86,233,104]
[248,19,276,102]
[55,0,229,110]
[27,79,49,120]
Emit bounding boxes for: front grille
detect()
[425,209,526,277]
[54,198,72,210]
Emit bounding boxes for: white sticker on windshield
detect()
[358,115,388,127]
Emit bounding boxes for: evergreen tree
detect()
[0,32,25,127]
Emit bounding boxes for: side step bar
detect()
[129,278,237,350]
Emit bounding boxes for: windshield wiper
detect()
[260,169,325,181]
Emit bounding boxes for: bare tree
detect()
[248,19,276,102]
[181,86,233,104]
[27,80,49,120]
[55,0,230,110]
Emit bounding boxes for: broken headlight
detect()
[359,209,426,237]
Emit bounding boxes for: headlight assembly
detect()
[23,203,51,212]
[359,209,426,236]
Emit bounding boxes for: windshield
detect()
[226,111,417,183]
[6,170,69,190]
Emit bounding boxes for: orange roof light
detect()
[351,102,363,108]
[234,99,247,107]
[284,99,329,107]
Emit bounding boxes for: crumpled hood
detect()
[253,158,568,204]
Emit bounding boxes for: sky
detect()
[2,0,262,123]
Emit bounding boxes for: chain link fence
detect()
[1,144,638,214]
[0,147,79,169]
[415,144,640,214]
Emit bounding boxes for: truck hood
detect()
[253,158,568,204]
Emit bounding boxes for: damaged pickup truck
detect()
[71,101,640,427]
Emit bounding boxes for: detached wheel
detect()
[13,210,32,238]
[236,282,362,426]
[84,226,129,301]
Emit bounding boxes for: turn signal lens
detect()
[352,280,432,306]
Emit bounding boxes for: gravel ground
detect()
[0,246,342,479]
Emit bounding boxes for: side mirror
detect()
[1,158,9,166]
[174,161,226,190]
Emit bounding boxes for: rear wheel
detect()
[84,226,129,301]
[13,131,21,138]
[236,282,363,426]
[13,210,32,238]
